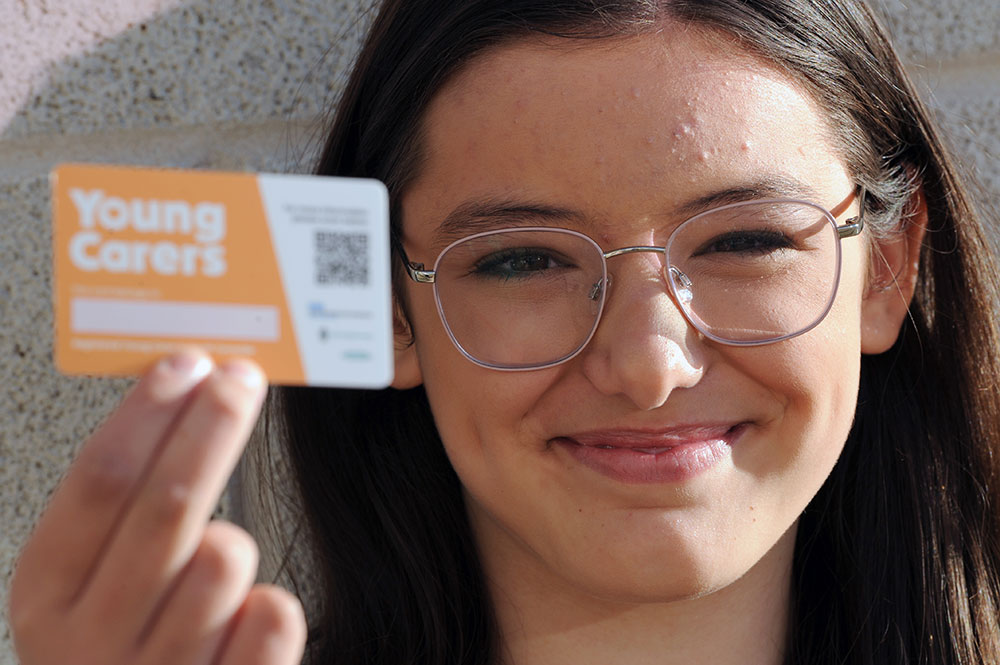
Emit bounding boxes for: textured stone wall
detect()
[0,1,997,662]
[0,3,368,662]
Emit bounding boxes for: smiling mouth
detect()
[551,423,747,484]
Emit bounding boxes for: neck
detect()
[480,524,795,665]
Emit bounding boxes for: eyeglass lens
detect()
[433,200,841,369]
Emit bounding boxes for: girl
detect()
[11,1,1000,664]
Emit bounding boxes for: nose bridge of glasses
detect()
[595,244,695,326]
[597,245,680,296]
[588,245,669,302]
[602,245,667,261]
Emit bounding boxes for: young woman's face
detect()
[397,28,880,602]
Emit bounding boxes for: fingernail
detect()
[220,360,266,391]
[163,351,213,381]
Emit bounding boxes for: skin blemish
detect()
[697,146,720,162]
[672,123,694,141]
[408,32,865,622]
[630,86,641,99]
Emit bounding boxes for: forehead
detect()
[407,27,849,243]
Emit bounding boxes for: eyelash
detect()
[693,229,794,257]
[470,248,570,280]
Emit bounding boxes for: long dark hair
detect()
[260,2,1000,663]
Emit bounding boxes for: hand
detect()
[8,351,306,665]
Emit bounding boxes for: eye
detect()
[470,247,572,280]
[692,229,794,257]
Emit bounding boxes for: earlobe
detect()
[390,302,424,389]
[860,188,928,354]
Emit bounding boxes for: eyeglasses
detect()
[403,191,866,371]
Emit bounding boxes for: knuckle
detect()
[246,586,306,637]
[144,479,194,528]
[75,448,139,504]
[192,526,259,586]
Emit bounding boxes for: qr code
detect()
[314,231,368,285]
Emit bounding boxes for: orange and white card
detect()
[52,163,393,388]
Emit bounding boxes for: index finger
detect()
[10,350,214,612]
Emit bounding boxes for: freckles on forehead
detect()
[414,30,844,223]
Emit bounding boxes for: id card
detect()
[51,163,394,388]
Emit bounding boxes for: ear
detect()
[390,298,424,389]
[860,188,928,354]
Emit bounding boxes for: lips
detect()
[551,424,745,484]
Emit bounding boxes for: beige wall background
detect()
[0,1,997,662]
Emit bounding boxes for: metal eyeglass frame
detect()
[400,188,866,371]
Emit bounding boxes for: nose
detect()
[579,256,704,410]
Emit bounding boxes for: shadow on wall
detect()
[2,0,374,170]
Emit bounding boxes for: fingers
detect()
[77,359,267,645]
[215,586,308,665]
[140,521,259,665]
[11,350,214,611]
[9,350,271,665]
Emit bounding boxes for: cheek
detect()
[729,273,864,497]
[770,240,867,441]
[405,281,558,484]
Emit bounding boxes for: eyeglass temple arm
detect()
[405,262,436,283]
[391,232,437,283]
[837,187,866,239]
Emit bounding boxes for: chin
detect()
[559,557,736,605]
[542,517,799,607]
[542,533,747,604]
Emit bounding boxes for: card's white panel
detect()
[256,174,393,388]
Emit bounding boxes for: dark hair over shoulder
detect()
[260,2,1000,664]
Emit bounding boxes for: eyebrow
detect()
[431,175,826,247]
[432,200,587,247]
[673,175,825,216]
